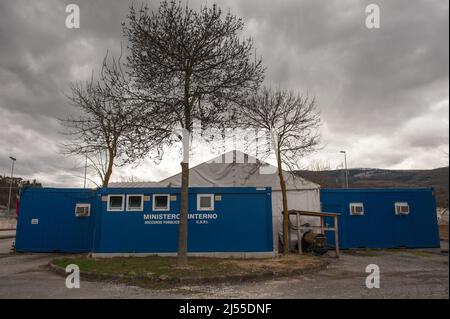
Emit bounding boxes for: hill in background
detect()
[2,167,448,209]
[296,167,449,208]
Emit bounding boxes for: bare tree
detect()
[307,159,331,171]
[123,1,264,266]
[238,87,320,254]
[62,55,144,187]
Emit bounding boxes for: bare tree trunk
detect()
[276,148,290,254]
[102,150,114,187]
[177,162,189,266]
[177,73,191,267]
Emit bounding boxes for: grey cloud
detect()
[232,0,448,133]
[0,0,448,186]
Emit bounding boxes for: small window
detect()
[107,195,125,212]
[395,202,410,215]
[75,203,91,217]
[153,194,170,211]
[349,203,364,216]
[126,195,144,211]
[197,194,214,211]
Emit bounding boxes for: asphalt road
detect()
[0,238,448,299]
[0,239,180,299]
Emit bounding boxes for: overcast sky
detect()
[0,0,448,187]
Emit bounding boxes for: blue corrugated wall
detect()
[15,188,97,252]
[17,186,438,252]
[15,187,273,254]
[93,187,273,253]
[320,188,440,249]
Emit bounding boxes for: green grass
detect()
[52,254,325,287]
[52,255,247,278]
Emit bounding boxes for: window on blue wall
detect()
[107,195,125,212]
[153,194,170,211]
[197,194,214,211]
[349,203,364,215]
[127,195,144,211]
[395,202,410,215]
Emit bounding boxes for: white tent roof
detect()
[109,150,319,190]
[158,150,320,191]
[108,181,161,188]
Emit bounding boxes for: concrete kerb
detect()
[0,235,15,240]
[0,229,16,240]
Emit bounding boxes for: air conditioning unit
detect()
[395,202,410,215]
[349,203,364,216]
[75,203,91,217]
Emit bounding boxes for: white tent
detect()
[159,150,321,252]
[109,150,321,252]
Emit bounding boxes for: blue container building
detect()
[15,187,274,257]
[15,188,97,253]
[15,186,440,254]
[320,188,440,249]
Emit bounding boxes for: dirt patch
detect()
[342,249,383,257]
[439,224,449,241]
[342,248,441,258]
[50,254,327,289]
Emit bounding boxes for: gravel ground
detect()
[186,249,449,298]
[0,238,448,299]
[0,217,17,229]
[0,238,14,254]
[0,247,183,299]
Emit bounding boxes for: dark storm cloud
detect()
[0,0,133,117]
[0,0,448,186]
[230,0,449,169]
[232,0,448,132]
[0,0,134,185]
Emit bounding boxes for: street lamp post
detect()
[83,152,87,189]
[340,151,348,189]
[7,156,17,215]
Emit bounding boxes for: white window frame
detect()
[349,202,365,216]
[107,194,125,212]
[126,194,144,212]
[75,203,91,217]
[395,202,410,215]
[197,194,215,211]
[152,194,170,211]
